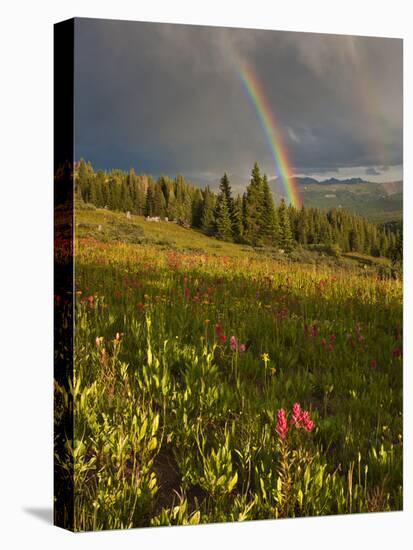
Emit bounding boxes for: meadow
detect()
[54,209,403,530]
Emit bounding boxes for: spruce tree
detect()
[243,162,264,245]
[153,184,166,217]
[261,174,279,245]
[214,193,233,241]
[278,198,295,252]
[232,195,244,243]
[145,185,155,217]
[219,173,234,213]
[296,206,308,244]
[200,186,216,235]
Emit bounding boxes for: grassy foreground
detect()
[54,210,402,530]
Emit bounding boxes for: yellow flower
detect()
[261,353,270,363]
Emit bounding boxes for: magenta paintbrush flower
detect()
[276,408,288,439]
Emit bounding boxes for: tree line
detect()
[75,159,400,258]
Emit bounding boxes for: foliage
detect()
[54,228,403,530]
[75,159,399,259]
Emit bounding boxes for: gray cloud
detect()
[74,18,403,182]
[365,167,381,176]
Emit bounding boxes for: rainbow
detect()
[238,62,301,209]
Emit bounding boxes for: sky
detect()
[74,18,403,189]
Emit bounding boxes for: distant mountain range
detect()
[273,178,403,223]
[196,172,402,224]
[293,176,369,186]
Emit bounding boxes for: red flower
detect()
[276,408,288,439]
[215,323,223,336]
[219,334,227,344]
[300,410,315,432]
[230,335,237,352]
[291,402,301,425]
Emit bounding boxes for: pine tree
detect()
[214,193,233,241]
[296,206,308,244]
[261,174,279,245]
[348,228,359,251]
[232,195,244,243]
[153,184,166,217]
[191,188,204,227]
[278,198,294,252]
[145,185,155,216]
[201,186,216,235]
[243,162,264,245]
[219,173,234,213]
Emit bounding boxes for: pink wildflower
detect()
[300,410,315,432]
[239,343,246,353]
[291,402,301,425]
[219,334,227,344]
[230,335,237,352]
[276,408,288,440]
[311,324,318,337]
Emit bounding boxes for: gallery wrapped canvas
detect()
[54,17,403,531]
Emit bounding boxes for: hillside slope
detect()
[75,206,392,273]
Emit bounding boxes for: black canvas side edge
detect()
[54,18,75,531]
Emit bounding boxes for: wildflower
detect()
[230,335,237,352]
[204,319,210,325]
[215,323,223,337]
[371,360,378,369]
[261,353,270,363]
[219,334,227,344]
[276,408,288,439]
[291,402,301,425]
[303,418,315,432]
[239,344,246,353]
[311,324,318,337]
[300,410,315,432]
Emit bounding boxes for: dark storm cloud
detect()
[74,18,402,181]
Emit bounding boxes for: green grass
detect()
[76,207,259,258]
[75,206,393,273]
[54,207,403,531]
